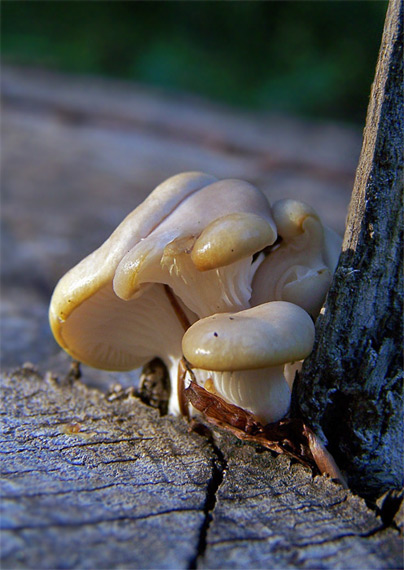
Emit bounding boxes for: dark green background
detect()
[2,1,387,124]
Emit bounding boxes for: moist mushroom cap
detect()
[182,301,315,371]
[251,198,341,319]
[191,212,275,271]
[49,171,217,327]
[113,178,277,304]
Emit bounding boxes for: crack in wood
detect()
[188,439,228,569]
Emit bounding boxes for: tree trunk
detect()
[294,0,403,499]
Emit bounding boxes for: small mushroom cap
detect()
[273,198,341,269]
[251,198,341,318]
[182,301,315,371]
[272,199,318,240]
[191,212,275,271]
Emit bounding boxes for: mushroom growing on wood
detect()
[182,301,315,423]
[49,171,345,483]
[49,172,277,414]
[251,199,342,319]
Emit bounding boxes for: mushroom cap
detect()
[272,198,318,240]
[50,171,217,325]
[49,282,190,371]
[113,178,276,303]
[251,199,341,318]
[191,212,274,271]
[49,172,215,371]
[182,301,315,371]
[272,199,341,267]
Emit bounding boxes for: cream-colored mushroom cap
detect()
[112,177,277,317]
[49,171,217,328]
[251,199,342,318]
[49,172,216,373]
[182,301,315,371]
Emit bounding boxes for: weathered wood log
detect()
[1,3,403,568]
[1,367,402,569]
[295,0,403,498]
[0,367,215,569]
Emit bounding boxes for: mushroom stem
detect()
[196,367,291,424]
[177,357,192,418]
[163,284,191,331]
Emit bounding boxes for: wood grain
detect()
[1,368,402,569]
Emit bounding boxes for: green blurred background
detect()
[2,1,387,125]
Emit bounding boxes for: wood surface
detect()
[1,367,402,569]
[1,1,403,567]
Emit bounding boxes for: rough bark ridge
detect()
[1,367,402,569]
[295,0,403,498]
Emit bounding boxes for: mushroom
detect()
[251,199,342,319]
[49,171,277,415]
[181,301,315,424]
[50,281,194,414]
[112,176,277,317]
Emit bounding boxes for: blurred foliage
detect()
[2,1,387,124]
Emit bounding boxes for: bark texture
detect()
[1,367,402,569]
[295,0,403,498]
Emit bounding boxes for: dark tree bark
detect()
[295,0,403,499]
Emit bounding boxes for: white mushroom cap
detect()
[182,301,315,371]
[251,199,342,318]
[182,301,314,424]
[49,171,217,325]
[113,177,277,317]
[49,173,220,403]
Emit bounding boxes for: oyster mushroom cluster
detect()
[49,172,341,424]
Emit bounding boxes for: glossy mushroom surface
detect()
[182,301,315,423]
[112,177,277,317]
[49,172,277,414]
[251,199,342,319]
[49,172,340,423]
